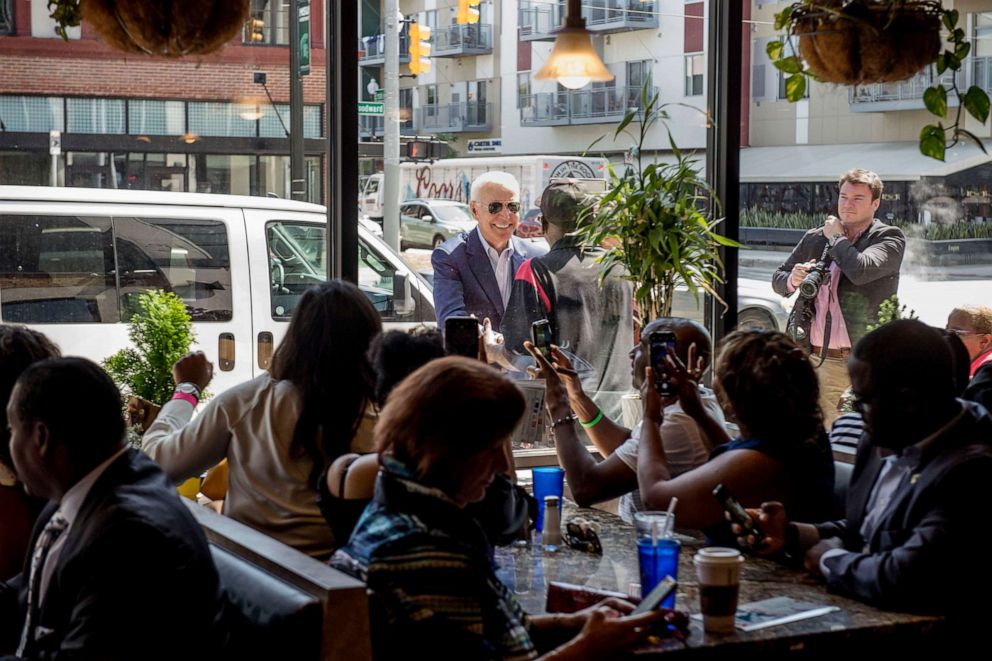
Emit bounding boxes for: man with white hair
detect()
[432,171,547,330]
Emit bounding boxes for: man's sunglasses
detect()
[485,201,521,214]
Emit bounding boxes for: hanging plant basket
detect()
[789,0,942,84]
[49,0,251,56]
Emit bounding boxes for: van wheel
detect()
[738,308,777,332]
[432,235,446,249]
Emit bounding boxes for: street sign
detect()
[49,130,61,156]
[374,89,384,101]
[359,102,384,116]
[298,3,311,76]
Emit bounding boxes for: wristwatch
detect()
[173,382,201,405]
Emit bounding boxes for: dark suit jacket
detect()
[431,229,547,331]
[964,363,992,413]
[815,401,992,615]
[772,220,905,345]
[0,449,222,660]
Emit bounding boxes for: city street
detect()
[402,245,992,329]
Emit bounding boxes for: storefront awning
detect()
[740,140,992,183]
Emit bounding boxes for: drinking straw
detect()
[651,518,659,547]
[662,497,678,538]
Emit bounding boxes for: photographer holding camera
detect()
[772,169,906,425]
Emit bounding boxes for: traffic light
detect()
[456,0,481,25]
[247,15,265,42]
[408,23,431,76]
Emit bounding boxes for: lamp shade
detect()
[534,27,614,90]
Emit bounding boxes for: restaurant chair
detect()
[832,460,854,519]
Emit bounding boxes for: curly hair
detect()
[0,325,61,468]
[953,305,992,335]
[714,330,822,446]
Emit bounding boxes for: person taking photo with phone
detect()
[524,317,724,523]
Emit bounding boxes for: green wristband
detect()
[579,409,604,429]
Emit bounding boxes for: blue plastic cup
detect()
[531,466,565,531]
[634,511,679,610]
[637,538,680,609]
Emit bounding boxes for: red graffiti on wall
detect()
[414,166,466,202]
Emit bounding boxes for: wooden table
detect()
[494,505,946,659]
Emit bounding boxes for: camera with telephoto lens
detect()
[798,260,830,299]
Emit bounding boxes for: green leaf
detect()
[773,55,803,74]
[946,53,961,71]
[943,9,959,31]
[923,86,947,118]
[953,28,965,42]
[614,110,637,139]
[774,5,793,31]
[955,41,971,60]
[919,124,946,161]
[766,40,784,61]
[955,128,988,153]
[936,53,947,75]
[786,74,806,102]
[962,86,991,124]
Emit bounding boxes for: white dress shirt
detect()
[477,226,515,307]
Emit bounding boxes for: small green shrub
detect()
[103,290,196,406]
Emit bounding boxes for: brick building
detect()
[0,0,327,203]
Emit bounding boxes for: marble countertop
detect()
[494,504,944,657]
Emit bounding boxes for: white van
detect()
[0,186,435,395]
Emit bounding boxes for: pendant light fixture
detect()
[534,0,614,89]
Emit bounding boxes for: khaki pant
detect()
[816,355,850,428]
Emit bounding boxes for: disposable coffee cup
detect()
[693,547,744,634]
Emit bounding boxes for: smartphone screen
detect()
[531,319,553,357]
[649,331,677,397]
[632,576,677,615]
[444,316,480,359]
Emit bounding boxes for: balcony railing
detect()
[1,0,14,35]
[358,113,417,139]
[849,64,959,111]
[433,24,493,57]
[518,0,657,41]
[359,33,410,65]
[421,102,492,133]
[520,85,655,126]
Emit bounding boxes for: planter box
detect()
[909,237,992,266]
[741,227,808,247]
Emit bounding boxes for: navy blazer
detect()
[0,449,222,660]
[431,229,547,331]
[816,401,992,615]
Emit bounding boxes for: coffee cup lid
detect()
[693,547,744,565]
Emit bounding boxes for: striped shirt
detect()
[829,412,864,454]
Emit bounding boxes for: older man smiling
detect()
[432,171,547,331]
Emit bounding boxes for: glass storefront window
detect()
[128,99,186,135]
[66,98,125,134]
[0,96,63,132]
[189,102,257,138]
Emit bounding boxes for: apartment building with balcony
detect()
[358,0,501,160]
[743,0,992,223]
[506,0,710,159]
[0,0,327,202]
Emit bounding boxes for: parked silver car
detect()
[399,199,476,250]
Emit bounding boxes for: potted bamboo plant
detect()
[579,86,739,322]
[769,0,990,161]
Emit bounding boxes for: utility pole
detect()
[289,0,308,201]
[382,0,401,252]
